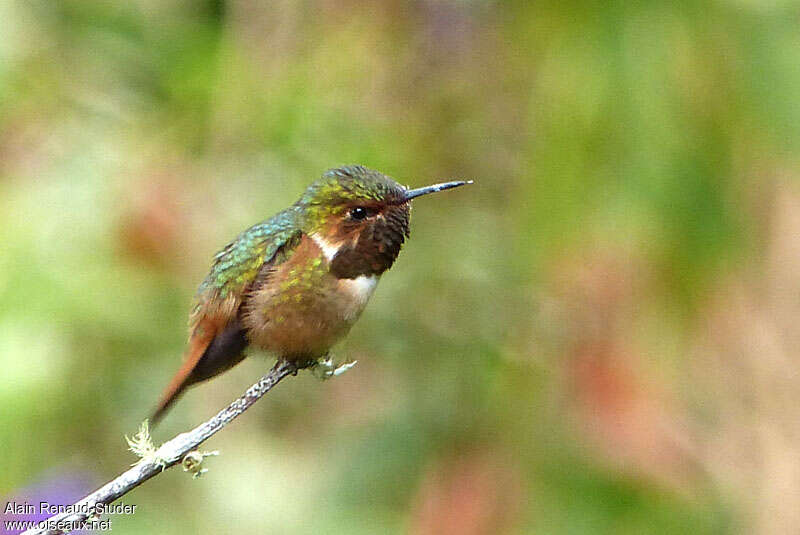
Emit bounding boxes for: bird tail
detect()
[150,319,248,425]
[150,322,217,425]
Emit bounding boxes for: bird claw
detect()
[310,356,358,380]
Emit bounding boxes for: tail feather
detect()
[150,319,249,425]
[150,320,218,425]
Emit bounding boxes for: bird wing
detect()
[151,207,302,423]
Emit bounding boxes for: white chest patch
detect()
[340,274,379,305]
[310,232,342,262]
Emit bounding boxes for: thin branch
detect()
[22,359,310,535]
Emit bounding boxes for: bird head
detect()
[298,165,471,278]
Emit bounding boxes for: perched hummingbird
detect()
[152,165,471,422]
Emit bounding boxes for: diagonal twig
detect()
[22,359,310,535]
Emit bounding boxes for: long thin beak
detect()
[402,180,473,202]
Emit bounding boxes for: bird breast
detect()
[242,234,379,359]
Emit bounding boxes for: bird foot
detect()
[310,355,358,380]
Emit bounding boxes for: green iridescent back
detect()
[198,206,302,299]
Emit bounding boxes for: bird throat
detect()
[311,229,405,279]
[311,204,410,279]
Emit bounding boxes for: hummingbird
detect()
[151,165,471,423]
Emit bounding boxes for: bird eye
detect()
[349,206,368,220]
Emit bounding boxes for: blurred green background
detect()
[2,1,800,533]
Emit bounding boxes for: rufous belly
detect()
[242,235,378,360]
